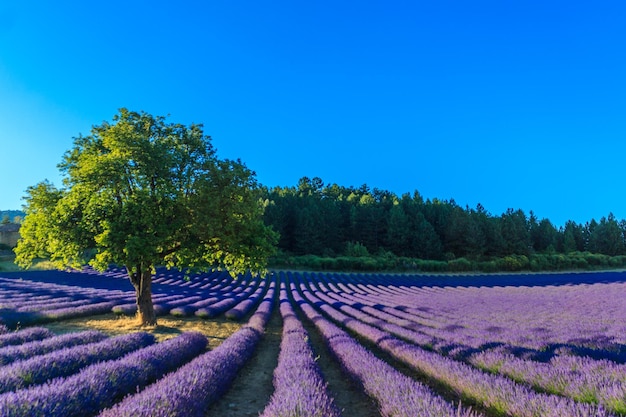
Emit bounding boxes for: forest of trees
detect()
[261,177,626,272]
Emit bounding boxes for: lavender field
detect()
[0,268,625,416]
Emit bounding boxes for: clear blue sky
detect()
[1,1,625,227]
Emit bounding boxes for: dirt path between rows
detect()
[205,308,282,416]
[206,305,381,417]
[299,309,381,417]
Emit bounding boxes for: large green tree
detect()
[15,109,278,325]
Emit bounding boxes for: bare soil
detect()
[299,310,381,417]
[205,307,381,417]
[205,306,282,416]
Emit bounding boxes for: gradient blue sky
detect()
[1,1,625,227]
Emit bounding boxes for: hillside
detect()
[0,210,25,223]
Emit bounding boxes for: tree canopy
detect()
[261,176,626,264]
[15,109,277,325]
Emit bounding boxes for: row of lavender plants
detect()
[314,271,626,364]
[322,271,626,354]
[0,267,274,327]
[340,281,626,414]
[98,277,276,417]
[0,331,208,416]
[289,276,481,417]
[0,274,135,327]
[0,271,323,416]
[0,331,155,393]
[259,280,341,417]
[0,330,107,366]
[301,271,626,413]
[292,271,617,417]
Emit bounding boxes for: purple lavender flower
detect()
[0,331,207,417]
[0,327,53,347]
[0,331,155,393]
[0,330,106,366]
[292,272,614,417]
[293,283,479,417]
[260,283,341,417]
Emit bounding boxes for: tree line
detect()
[261,177,626,270]
[0,211,24,224]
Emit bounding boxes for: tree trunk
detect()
[129,265,157,326]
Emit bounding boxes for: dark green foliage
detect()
[262,176,626,272]
[270,251,626,273]
[588,213,625,256]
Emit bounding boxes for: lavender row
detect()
[1,301,123,328]
[109,275,263,319]
[344,285,626,372]
[12,297,78,311]
[194,281,260,318]
[98,279,276,417]
[336,272,626,353]
[0,268,269,324]
[0,276,132,303]
[0,330,107,366]
[301,273,481,354]
[0,268,205,302]
[305,273,626,414]
[321,273,538,349]
[224,276,269,320]
[317,273,626,376]
[309,278,626,413]
[0,327,54,347]
[260,280,341,417]
[0,331,208,417]
[0,274,136,327]
[41,300,121,320]
[315,272,626,363]
[0,331,155,393]
[167,276,250,316]
[310,278,493,360]
[291,281,480,417]
[112,294,186,315]
[471,349,626,414]
[169,295,223,316]
[293,275,615,417]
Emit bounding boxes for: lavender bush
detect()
[293,284,480,417]
[471,349,626,414]
[260,283,341,417]
[0,331,155,393]
[224,279,268,320]
[294,276,615,417]
[0,331,207,417]
[0,330,106,366]
[0,327,53,348]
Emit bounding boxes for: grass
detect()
[0,255,57,272]
[42,313,243,345]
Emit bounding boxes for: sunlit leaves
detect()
[16,108,277,278]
